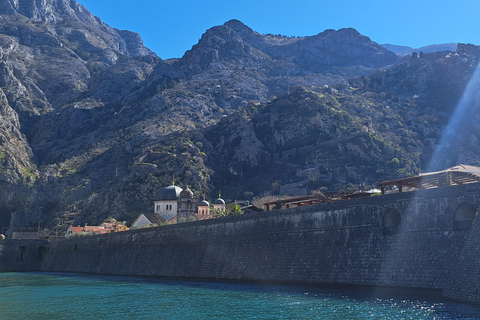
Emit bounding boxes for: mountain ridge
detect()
[183,19,398,72]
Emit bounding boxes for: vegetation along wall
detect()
[2,183,480,303]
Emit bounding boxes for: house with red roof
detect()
[84,226,111,235]
[65,226,84,239]
[65,223,125,238]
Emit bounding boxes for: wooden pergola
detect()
[263,191,375,211]
[378,164,480,195]
[263,195,325,211]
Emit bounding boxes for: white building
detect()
[154,185,182,221]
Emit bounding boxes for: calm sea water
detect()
[1,273,480,319]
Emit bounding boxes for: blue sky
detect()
[77,0,480,60]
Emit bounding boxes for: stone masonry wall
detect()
[443,205,480,303]
[2,184,480,303]
[0,239,48,271]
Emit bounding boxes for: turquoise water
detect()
[1,273,480,319]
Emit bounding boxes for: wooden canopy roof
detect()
[263,190,376,211]
[378,164,480,194]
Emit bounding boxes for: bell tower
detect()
[178,186,196,221]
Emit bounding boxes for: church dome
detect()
[180,187,194,198]
[156,185,182,201]
[198,200,210,207]
[213,198,225,205]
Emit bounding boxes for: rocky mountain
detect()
[0,0,478,232]
[183,20,397,74]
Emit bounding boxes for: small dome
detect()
[214,198,225,205]
[0,234,4,240]
[180,187,194,198]
[198,200,210,207]
[156,185,182,201]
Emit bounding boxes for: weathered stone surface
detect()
[443,209,480,303]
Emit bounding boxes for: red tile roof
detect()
[68,226,84,234]
[84,226,112,234]
[100,223,117,229]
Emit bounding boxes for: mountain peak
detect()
[224,19,253,34]
[337,27,361,35]
[224,19,247,28]
[223,19,260,44]
[316,27,367,42]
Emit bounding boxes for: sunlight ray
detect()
[428,61,480,171]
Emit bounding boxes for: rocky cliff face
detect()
[0,0,153,56]
[0,0,158,228]
[0,0,477,232]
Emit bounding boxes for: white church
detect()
[132,184,226,228]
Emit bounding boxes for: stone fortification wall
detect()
[2,183,480,303]
[0,239,48,272]
[443,211,480,303]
